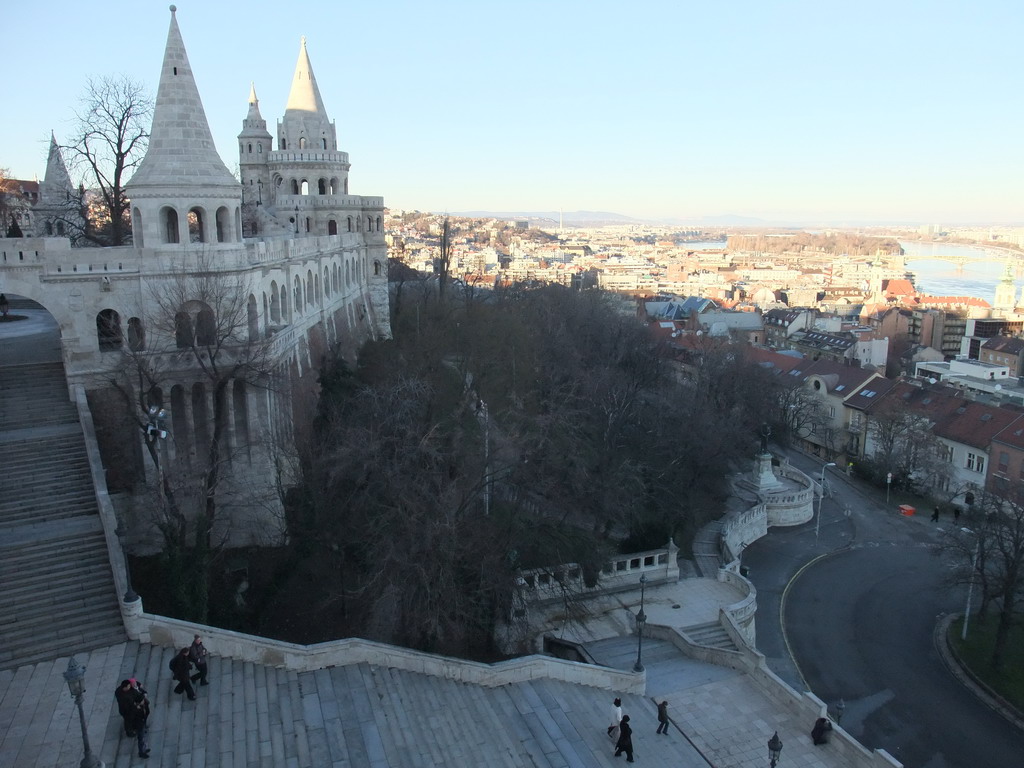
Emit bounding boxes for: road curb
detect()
[933,613,1024,733]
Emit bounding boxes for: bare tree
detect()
[62,76,152,246]
[110,257,275,621]
[943,489,1024,672]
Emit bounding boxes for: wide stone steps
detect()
[683,621,738,651]
[0,358,124,671]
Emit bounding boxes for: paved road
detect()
[743,449,1024,768]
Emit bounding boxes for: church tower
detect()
[994,261,1016,315]
[249,37,379,239]
[34,132,81,238]
[126,5,242,249]
[238,83,272,212]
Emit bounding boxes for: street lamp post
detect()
[113,522,139,603]
[961,527,980,641]
[816,462,837,545]
[63,657,103,768]
[633,573,647,673]
[768,730,783,767]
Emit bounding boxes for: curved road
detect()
[743,450,1024,768]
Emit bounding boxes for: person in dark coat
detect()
[656,700,670,734]
[125,686,151,758]
[614,714,635,762]
[169,647,196,700]
[114,680,136,736]
[189,634,209,686]
[811,717,832,745]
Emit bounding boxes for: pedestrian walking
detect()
[811,717,833,745]
[656,700,669,734]
[931,505,940,522]
[114,680,136,736]
[189,634,209,686]
[614,715,635,762]
[126,684,151,758]
[169,647,196,700]
[607,697,622,740]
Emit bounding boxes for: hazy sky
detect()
[4,1,1023,224]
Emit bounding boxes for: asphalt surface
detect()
[742,449,1024,768]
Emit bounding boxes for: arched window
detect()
[132,208,144,247]
[216,207,229,243]
[328,219,337,235]
[170,385,190,466]
[196,307,216,346]
[96,309,122,351]
[175,311,193,348]
[188,208,205,243]
[192,382,210,460]
[269,280,280,322]
[233,380,250,458]
[247,294,258,341]
[127,317,145,351]
[162,207,179,244]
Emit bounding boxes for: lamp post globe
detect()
[63,657,103,768]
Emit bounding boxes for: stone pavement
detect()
[0,577,886,768]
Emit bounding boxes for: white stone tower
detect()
[126,5,242,249]
[994,261,1016,315]
[238,82,273,212]
[243,37,382,240]
[33,132,80,238]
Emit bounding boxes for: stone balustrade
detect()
[516,540,680,606]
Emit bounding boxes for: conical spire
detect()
[38,132,74,205]
[284,37,328,116]
[128,5,237,190]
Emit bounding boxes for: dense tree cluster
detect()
[259,286,780,658]
[726,232,901,257]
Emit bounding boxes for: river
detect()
[901,241,1023,304]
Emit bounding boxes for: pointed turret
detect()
[33,133,82,238]
[277,37,337,153]
[239,83,273,211]
[39,133,73,204]
[285,37,328,116]
[129,6,237,190]
[127,6,242,247]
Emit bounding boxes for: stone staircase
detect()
[683,621,738,651]
[0,361,124,670]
